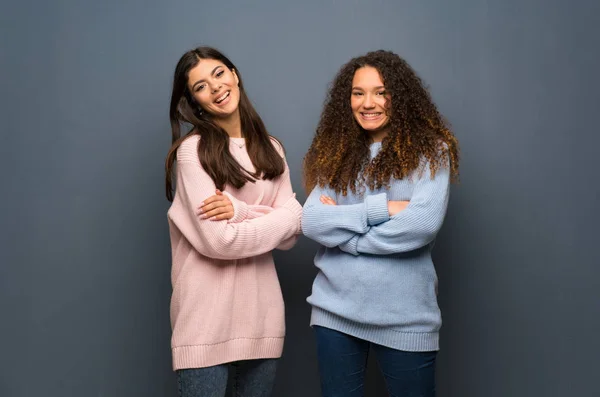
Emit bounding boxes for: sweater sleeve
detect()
[225,196,298,250]
[222,192,274,223]
[270,141,302,250]
[339,160,450,256]
[168,144,302,260]
[301,184,389,248]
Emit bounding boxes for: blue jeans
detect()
[176,359,278,397]
[314,326,437,397]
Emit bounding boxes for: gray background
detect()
[1,0,599,396]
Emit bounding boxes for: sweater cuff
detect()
[223,191,249,223]
[281,194,303,233]
[365,192,389,226]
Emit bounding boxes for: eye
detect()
[216,70,224,78]
[194,84,205,92]
[352,92,363,96]
[376,91,387,96]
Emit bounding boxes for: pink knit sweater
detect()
[167,135,302,370]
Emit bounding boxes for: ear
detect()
[232,69,240,86]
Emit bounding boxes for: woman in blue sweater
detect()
[301,50,460,397]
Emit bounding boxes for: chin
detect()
[361,123,386,131]
[213,101,240,118]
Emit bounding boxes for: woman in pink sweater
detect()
[164,46,302,397]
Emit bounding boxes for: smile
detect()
[360,112,383,120]
[215,91,230,104]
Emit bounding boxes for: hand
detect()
[197,190,234,221]
[320,195,336,206]
[388,200,410,216]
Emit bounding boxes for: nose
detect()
[210,81,222,93]
[363,94,375,109]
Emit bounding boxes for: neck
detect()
[368,127,390,143]
[214,108,242,138]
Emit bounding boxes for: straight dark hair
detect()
[165,46,284,201]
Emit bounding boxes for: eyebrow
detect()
[352,85,386,90]
[191,66,222,90]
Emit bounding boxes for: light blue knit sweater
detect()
[302,142,450,351]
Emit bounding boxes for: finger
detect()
[198,201,227,214]
[202,195,227,206]
[221,195,232,205]
[206,205,234,220]
[210,212,234,221]
[204,201,229,212]
[202,207,230,219]
[198,198,217,210]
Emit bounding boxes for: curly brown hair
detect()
[303,50,459,196]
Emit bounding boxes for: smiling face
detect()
[350,66,391,142]
[187,58,240,119]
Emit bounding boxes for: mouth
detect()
[214,91,231,105]
[360,112,383,121]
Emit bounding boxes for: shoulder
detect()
[177,134,201,163]
[409,141,451,180]
[436,141,451,167]
[437,141,450,156]
[269,136,286,158]
[418,141,449,165]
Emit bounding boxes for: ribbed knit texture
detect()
[167,135,302,370]
[302,142,450,352]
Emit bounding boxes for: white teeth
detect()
[362,113,381,117]
[216,92,229,103]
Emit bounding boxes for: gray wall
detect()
[1,0,599,396]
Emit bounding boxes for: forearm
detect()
[223,192,275,223]
[342,168,450,256]
[173,161,303,260]
[302,185,392,247]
